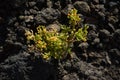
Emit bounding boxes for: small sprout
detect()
[67,8,81,27]
[75,24,89,42]
[25,30,34,41]
[42,52,51,60]
[25,8,89,61]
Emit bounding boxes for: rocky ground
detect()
[0,0,120,80]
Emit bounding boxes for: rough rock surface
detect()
[0,0,120,80]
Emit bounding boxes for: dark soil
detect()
[0,0,120,80]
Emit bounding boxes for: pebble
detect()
[97,11,105,20]
[92,0,99,4]
[24,10,30,15]
[109,2,117,7]
[97,43,103,49]
[54,1,61,9]
[113,29,120,43]
[88,30,98,40]
[99,29,110,43]
[88,76,98,80]
[62,73,79,80]
[28,1,36,7]
[99,29,110,38]
[19,15,34,22]
[97,4,105,12]
[99,0,106,4]
[74,1,90,14]
[88,24,97,31]
[61,4,74,15]
[35,8,61,24]
[109,48,120,64]
[108,16,118,24]
[46,24,60,32]
[114,29,120,36]
[47,0,53,8]
[105,52,111,64]
[79,42,89,50]
[93,38,100,44]
[108,23,115,32]
[29,9,37,15]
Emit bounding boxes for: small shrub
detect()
[25,8,89,61]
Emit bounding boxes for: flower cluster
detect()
[25,8,89,60]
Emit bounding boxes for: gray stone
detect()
[99,29,110,43]
[99,29,110,38]
[61,4,74,15]
[99,0,106,4]
[88,76,98,80]
[46,0,53,8]
[109,48,120,64]
[108,2,117,7]
[28,1,36,7]
[62,73,79,80]
[93,38,100,44]
[112,8,119,15]
[24,10,30,15]
[29,9,37,15]
[74,1,90,14]
[19,15,34,22]
[108,16,118,24]
[108,23,115,32]
[88,30,98,40]
[97,43,104,49]
[35,8,61,24]
[79,42,89,50]
[113,29,120,44]
[92,0,99,4]
[46,24,60,32]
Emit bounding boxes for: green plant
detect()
[67,8,89,42]
[25,8,89,60]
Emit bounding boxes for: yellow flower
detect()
[49,36,58,41]
[42,43,47,48]
[43,28,47,32]
[42,53,50,60]
[25,30,34,40]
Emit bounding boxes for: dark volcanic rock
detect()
[92,0,99,4]
[62,73,79,80]
[28,1,36,7]
[46,24,60,32]
[0,0,120,80]
[61,4,74,15]
[100,0,107,4]
[107,16,118,24]
[79,42,89,52]
[99,29,110,38]
[61,53,104,80]
[35,8,61,24]
[0,52,56,80]
[88,30,98,41]
[109,48,120,64]
[19,15,34,23]
[74,1,90,14]
[112,29,120,49]
[99,29,110,43]
[108,1,117,7]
